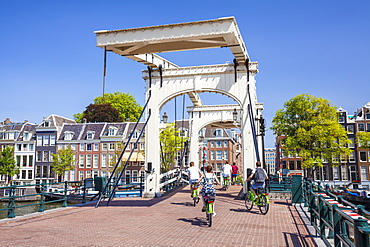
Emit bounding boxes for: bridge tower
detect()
[95,17,263,197]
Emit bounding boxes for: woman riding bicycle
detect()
[198,165,220,215]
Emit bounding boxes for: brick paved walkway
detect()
[0,185,319,247]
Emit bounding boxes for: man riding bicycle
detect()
[186,162,202,198]
[246,161,268,198]
[221,161,232,187]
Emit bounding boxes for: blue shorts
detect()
[251,182,265,190]
[189,179,198,185]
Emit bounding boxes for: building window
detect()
[349,152,355,162]
[211,151,214,160]
[93,154,98,168]
[80,143,84,151]
[224,141,228,148]
[29,156,33,167]
[102,154,107,167]
[216,141,222,148]
[366,113,370,120]
[361,166,368,181]
[102,143,107,151]
[358,123,365,132]
[43,135,49,146]
[36,151,42,162]
[224,151,228,160]
[86,155,92,168]
[79,155,84,168]
[210,141,214,148]
[360,151,367,162]
[347,125,354,134]
[29,144,34,151]
[108,127,117,136]
[65,132,73,140]
[50,135,56,146]
[348,138,355,148]
[79,171,84,180]
[86,144,92,151]
[28,170,33,180]
[16,144,21,151]
[132,170,138,182]
[367,123,370,132]
[43,151,49,162]
[216,151,222,160]
[87,132,94,140]
[109,143,115,150]
[333,166,339,180]
[22,155,27,167]
[215,129,222,137]
[37,136,42,146]
[109,154,114,167]
[94,143,99,151]
[289,161,294,170]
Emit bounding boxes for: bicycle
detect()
[244,187,270,215]
[191,184,200,207]
[204,195,215,227]
[223,176,230,190]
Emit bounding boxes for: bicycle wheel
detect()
[244,191,253,211]
[207,212,212,227]
[258,195,269,215]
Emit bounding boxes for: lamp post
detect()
[233,108,238,122]
[162,112,168,123]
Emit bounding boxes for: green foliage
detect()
[74,92,143,123]
[357,132,370,148]
[82,103,122,123]
[51,145,75,179]
[160,123,188,172]
[271,94,352,169]
[0,146,18,184]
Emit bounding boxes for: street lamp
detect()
[233,108,238,122]
[162,112,168,123]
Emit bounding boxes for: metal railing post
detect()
[38,183,45,212]
[82,179,86,204]
[62,181,68,207]
[140,174,144,197]
[332,204,341,247]
[7,182,15,218]
[353,218,370,247]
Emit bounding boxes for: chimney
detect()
[4,118,11,124]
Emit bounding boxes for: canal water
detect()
[0,201,73,220]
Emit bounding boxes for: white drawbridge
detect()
[95,17,264,197]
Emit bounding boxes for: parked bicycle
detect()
[244,187,270,214]
[223,176,230,190]
[204,194,215,227]
[191,184,200,207]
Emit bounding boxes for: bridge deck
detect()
[0,185,319,247]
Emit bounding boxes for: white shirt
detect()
[187,166,201,180]
[222,164,232,176]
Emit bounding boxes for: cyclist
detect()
[246,161,268,199]
[198,165,220,215]
[221,161,232,187]
[231,162,239,185]
[186,162,202,199]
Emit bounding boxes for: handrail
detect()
[0,180,87,219]
[301,178,370,247]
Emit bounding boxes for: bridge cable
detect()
[95,90,152,208]
[247,84,260,162]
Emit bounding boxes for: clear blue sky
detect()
[1,1,370,148]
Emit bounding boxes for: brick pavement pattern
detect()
[0,185,317,247]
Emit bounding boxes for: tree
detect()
[82,103,122,123]
[74,92,143,123]
[271,94,352,169]
[0,146,18,184]
[357,132,370,148]
[160,123,188,172]
[51,144,75,181]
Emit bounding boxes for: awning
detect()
[121,152,145,162]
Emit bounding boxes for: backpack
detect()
[253,168,265,183]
